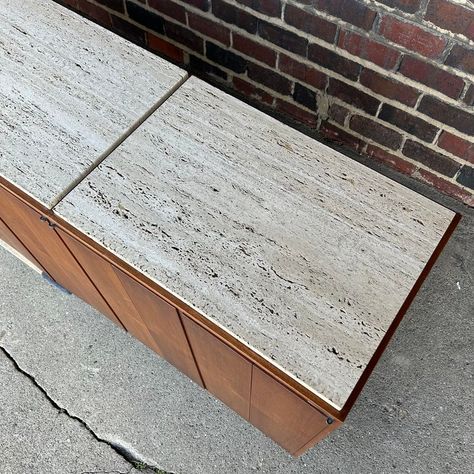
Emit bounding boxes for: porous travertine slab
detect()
[0,0,187,208]
[56,77,456,410]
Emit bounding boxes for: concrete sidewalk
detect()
[0,189,473,473]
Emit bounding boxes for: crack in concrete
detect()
[0,345,170,474]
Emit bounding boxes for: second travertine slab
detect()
[0,0,187,208]
[56,77,455,410]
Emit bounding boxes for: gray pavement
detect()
[0,183,473,473]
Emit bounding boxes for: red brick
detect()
[164,19,204,53]
[359,68,419,106]
[284,4,338,43]
[366,144,418,175]
[445,44,474,75]
[188,55,227,80]
[464,84,474,107]
[278,54,327,89]
[425,0,474,41]
[328,103,350,125]
[187,0,210,10]
[378,104,438,142]
[188,12,230,46]
[350,115,403,150]
[328,78,380,115]
[319,122,365,151]
[111,14,146,45]
[248,63,292,95]
[415,168,474,205]
[379,16,447,59]
[376,0,422,14]
[438,131,474,164]
[95,0,125,13]
[206,42,247,73]
[233,77,274,105]
[148,0,186,22]
[418,96,474,135]
[275,99,319,128]
[403,140,460,177]
[400,56,465,99]
[314,0,376,31]
[148,33,184,62]
[212,0,258,34]
[258,21,308,57]
[77,0,112,28]
[235,0,282,17]
[57,0,78,7]
[457,165,474,190]
[233,34,277,66]
[338,30,400,70]
[308,43,361,81]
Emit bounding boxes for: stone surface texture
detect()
[56,77,456,410]
[0,0,187,208]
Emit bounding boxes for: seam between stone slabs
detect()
[49,73,190,210]
[0,344,172,474]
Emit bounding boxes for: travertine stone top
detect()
[0,0,187,208]
[56,77,455,410]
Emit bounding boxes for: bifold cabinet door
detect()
[0,187,119,324]
[112,268,203,387]
[182,315,252,419]
[250,367,328,454]
[58,229,162,353]
[0,217,43,270]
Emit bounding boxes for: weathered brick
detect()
[233,77,274,105]
[284,4,338,43]
[328,103,350,125]
[164,20,204,53]
[350,115,403,150]
[148,33,184,62]
[126,1,164,34]
[275,99,319,128]
[366,144,418,175]
[403,140,460,177]
[258,21,308,56]
[320,121,365,151]
[95,0,125,13]
[425,0,474,41]
[400,56,465,99]
[206,42,247,73]
[187,0,210,10]
[457,166,474,190]
[338,30,400,70]
[188,12,230,45]
[438,131,474,164]
[379,16,447,59]
[378,104,438,142]
[308,43,361,81]
[418,96,474,135]
[148,0,186,23]
[293,83,317,109]
[76,0,112,27]
[416,168,474,205]
[212,0,257,33]
[233,33,277,66]
[445,44,474,75]
[278,54,327,89]
[188,55,227,80]
[359,69,419,106]
[375,0,422,14]
[111,14,146,45]
[235,0,281,17]
[313,0,376,31]
[247,63,292,95]
[463,84,474,107]
[328,78,380,114]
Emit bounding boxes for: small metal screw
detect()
[326,417,334,425]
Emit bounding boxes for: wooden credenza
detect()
[0,0,459,456]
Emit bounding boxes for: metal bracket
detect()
[42,272,71,295]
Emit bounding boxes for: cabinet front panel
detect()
[182,315,252,419]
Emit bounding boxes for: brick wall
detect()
[57,0,474,206]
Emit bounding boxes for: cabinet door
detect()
[250,367,328,454]
[182,315,252,419]
[0,186,118,324]
[0,217,43,270]
[58,229,163,353]
[113,268,203,387]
